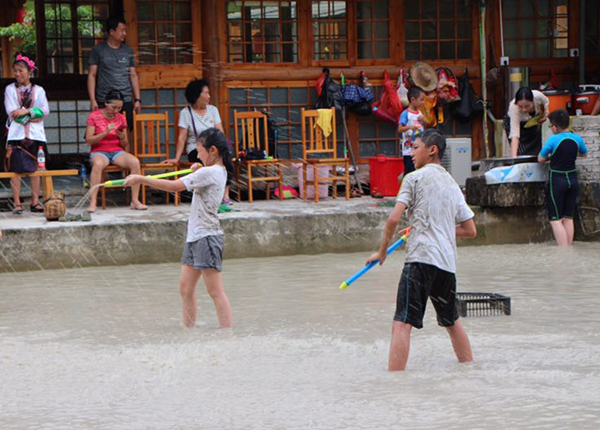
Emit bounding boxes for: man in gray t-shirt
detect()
[87,18,141,127]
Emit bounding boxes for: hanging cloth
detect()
[315,108,333,137]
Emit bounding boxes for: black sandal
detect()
[13,204,24,215]
[30,203,44,213]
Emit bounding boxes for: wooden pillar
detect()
[201,0,224,108]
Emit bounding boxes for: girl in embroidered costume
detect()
[4,54,50,215]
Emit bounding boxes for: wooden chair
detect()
[300,107,350,203]
[233,110,283,203]
[100,165,130,210]
[132,111,180,205]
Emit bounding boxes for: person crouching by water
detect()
[85,89,146,212]
[538,109,587,246]
[366,129,477,371]
[124,128,232,328]
[4,54,49,215]
[504,87,550,157]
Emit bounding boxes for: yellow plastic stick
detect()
[103,169,193,188]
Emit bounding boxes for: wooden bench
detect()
[0,169,79,200]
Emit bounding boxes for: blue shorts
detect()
[91,150,126,164]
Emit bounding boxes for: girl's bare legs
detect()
[88,155,109,212]
[113,152,145,208]
[30,177,41,207]
[202,268,232,328]
[179,264,202,327]
[10,177,22,211]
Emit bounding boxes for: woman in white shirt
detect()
[504,87,549,157]
[4,55,49,215]
[163,79,232,202]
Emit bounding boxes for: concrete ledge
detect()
[466,176,547,207]
[0,198,559,273]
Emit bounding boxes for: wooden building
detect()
[1,0,600,165]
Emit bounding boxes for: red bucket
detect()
[369,155,404,197]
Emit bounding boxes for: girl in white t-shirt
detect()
[125,128,233,328]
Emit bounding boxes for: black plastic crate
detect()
[456,293,511,317]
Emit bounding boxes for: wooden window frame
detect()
[35,0,112,77]
[136,0,194,66]
[124,0,202,89]
[310,0,351,66]
[355,0,391,65]
[225,0,300,65]
[224,81,347,160]
[0,37,8,79]
[503,0,570,60]
[402,0,476,63]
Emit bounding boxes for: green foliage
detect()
[0,9,36,58]
[0,3,104,61]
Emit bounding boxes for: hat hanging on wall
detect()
[409,62,438,92]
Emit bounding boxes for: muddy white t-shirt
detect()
[180,165,227,242]
[396,163,474,273]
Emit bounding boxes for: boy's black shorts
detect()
[548,170,578,221]
[394,262,459,329]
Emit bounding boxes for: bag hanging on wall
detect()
[419,91,438,128]
[397,68,409,108]
[342,72,375,116]
[315,68,343,111]
[436,67,460,104]
[371,70,403,124]
[451,68,483,122]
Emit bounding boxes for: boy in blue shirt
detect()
[538,109,588,246]
[367,129,477,371]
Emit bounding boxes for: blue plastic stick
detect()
[339,228,411,290]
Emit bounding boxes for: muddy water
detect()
[1,243,599,429]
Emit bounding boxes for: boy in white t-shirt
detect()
[397,87,425,175]
[367,129,477,371]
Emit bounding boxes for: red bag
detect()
[315,71,327,97]
[372,70,403,124]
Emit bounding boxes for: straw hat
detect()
[410,62,438,92]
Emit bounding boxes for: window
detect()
[43,0,109,74]
[137,0,193,65]
[357,86,398,158]
[503,0,569,59]
[404,0,472,61]
[45,99,91,154]
[356,0,389,60]
[584,1,599,56]
[140,88,188,148]
[227,1,298,63]
[228,86,344,159]
[312,1,348,61]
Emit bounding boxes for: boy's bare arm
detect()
[367,202,407,265]
[456,218,477,238]
[397,124,417,133]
